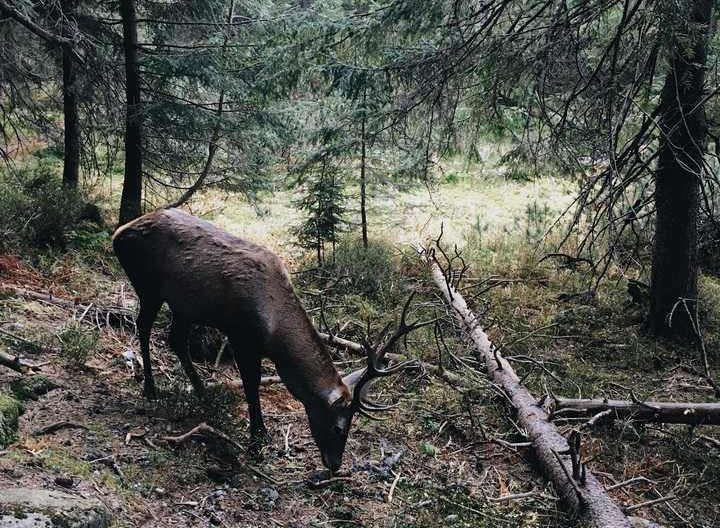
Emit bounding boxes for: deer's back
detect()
[113,208,294,333]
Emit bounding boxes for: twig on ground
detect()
[387,470,402,503]
[161,422,278,484]
[583,409,613,429]
[624,494,675,513]
[306,475,354,489]
[488,491,558,503]
[605,476,655,491]
[698,433,720,448]
[32,421,89,436]
[491,438,532,450]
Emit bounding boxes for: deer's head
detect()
[307,295,432,472]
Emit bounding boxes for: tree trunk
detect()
[118,0,143,225]
[648,0,714,337]
[360,90,368,249]
[60,0,80,189]
[61,45,80,188]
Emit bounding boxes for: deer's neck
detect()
[270,307,342,404]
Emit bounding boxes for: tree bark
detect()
[424,250,635,527]
[61,29,80,188]
[555,397,720,426]
[648,0,714,337]
[359,88,368,249]
[118,0,143,225]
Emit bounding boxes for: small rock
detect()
[54,475,74,488]
[0,487,112,527]
[260,487,279,508]
[445,514,459,523]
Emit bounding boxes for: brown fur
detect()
[113,208,353,470]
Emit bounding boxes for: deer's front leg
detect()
[232,343,269,456]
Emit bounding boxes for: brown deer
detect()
[113,208,426,472]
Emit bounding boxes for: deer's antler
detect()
[343,292,435,418]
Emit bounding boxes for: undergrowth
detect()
[57,321,100,368]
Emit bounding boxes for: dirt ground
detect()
[0,255,563,528]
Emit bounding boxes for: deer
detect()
[112,208,428,472]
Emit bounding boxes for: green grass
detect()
[197,158,573,260]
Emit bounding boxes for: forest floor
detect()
[1,158,720,527]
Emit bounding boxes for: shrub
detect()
[57,321,99,368]
[330,236,400,301]
[10,375,59,401]
[0,394,23,448]
[0,162,85,250]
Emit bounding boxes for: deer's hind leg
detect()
[136,297,162,400]
[169,314,205,396]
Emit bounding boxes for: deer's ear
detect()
[324,384,351,409]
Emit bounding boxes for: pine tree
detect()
[294,161,346,267]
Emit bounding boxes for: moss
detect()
[39,448,94,478]
[57,321,100,368]
[0,394,23,448]
[10,374,59,401]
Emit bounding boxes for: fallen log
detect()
[424,249,639,528]
[554,397,720,426]
[0,348,41,374]
[217,332,476,393]
[1,284,472,389]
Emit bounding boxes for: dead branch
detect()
[317,331,479,390]
[1,284,136,328]
[698,433,720,448]
[32,421,88,436]
[554,397,720,426]
[0,348,42,373]
[488,491,558,503]
[605,476,655,492]
[624,495,675,513]
[423,247,637,528]
[306,474,353,489]
[161,422,278,484]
